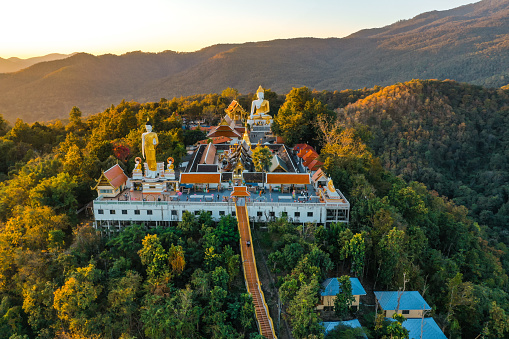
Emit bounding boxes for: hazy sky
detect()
[1,0,477,59]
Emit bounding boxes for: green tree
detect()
[287,279,323,339]
[273,86,332,146]
[53,263,103,336]
[334,276,355,319]
[252,145,273,172]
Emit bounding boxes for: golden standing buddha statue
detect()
[142,122,159,178]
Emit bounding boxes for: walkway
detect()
[235,201,277,339]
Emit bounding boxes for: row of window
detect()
[97,210,314,218]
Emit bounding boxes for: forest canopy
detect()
[0,79,508,338]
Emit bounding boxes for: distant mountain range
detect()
[1,0,508,124]
[0,53,75,73]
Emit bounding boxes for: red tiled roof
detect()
[103,164,127,188]
[302,149,319,161]
[230,186,251,197]
[196,136,232,145]
[266,173,310,185]
[297,145,315,158]
[293,143,311,151]
[180,173,221,184]
[307,159,324,171]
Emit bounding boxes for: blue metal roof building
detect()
[321,319,367,337]
[387,317,447,339]
[374,291,431,311]
[321,277,367,296]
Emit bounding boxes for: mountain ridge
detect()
[1,0,508,124]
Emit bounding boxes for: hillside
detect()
[0,53,74,73]
[338,79,509,241]
[1,0,509,124]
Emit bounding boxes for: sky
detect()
[1,0,477,59]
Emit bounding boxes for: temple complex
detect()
[92,86,349,233]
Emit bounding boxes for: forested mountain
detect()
[0,79,508,337]
[337,80,509,243]
[1,0,509,124]
[0,53,74,73]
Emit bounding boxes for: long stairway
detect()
[235,202,277,339]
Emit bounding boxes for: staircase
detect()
[235,202,277,339]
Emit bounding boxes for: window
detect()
[98,209,104,214]
[282,212,287,217]
[219,211,225,216]
[194,211,200,215]
[295,212,300,217]
[171,210,177,216]
[110,210,116,214]
[269,211,275,217]
[402,310,410,315]
[257,211,263,217]
[232,211,236,217]
[99,189,113,194]
[134,210,140,215]
[307,212,313,217]
[122,210,127,214]
[147,210,153,215]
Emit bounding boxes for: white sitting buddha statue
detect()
[249,86,270,121]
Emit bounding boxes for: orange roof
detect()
[196,136,232,145]
[311,168,327,182]
[225,100,240,113]
[266,173,310,185]
[297,145,315,158]
[103,164,127,188]
[307,159,324,171]
[191,126,213,132]
[293,143,311,151]
[276,136,285,144]
[302,150,319,161]
[230,186,251,197]
[180,173,221,184]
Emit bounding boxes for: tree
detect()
[168,244,186,276]
[138,234,170,286]
[53,263,103,336]
[66,106,86,135]
[252,145,273,172]
[273,86,332,146]
[107,270,142,336]
[334,276,354,319]
[287,279,323,339]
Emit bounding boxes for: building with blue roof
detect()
[375,291,431,318]
[386,317,447,339]
[317,277,366,311]
[321,319,367,337]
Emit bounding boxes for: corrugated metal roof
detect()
[321,320,366,337]
[386,318,446,339]
[375,291,431,311]
[321,277,366,296]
